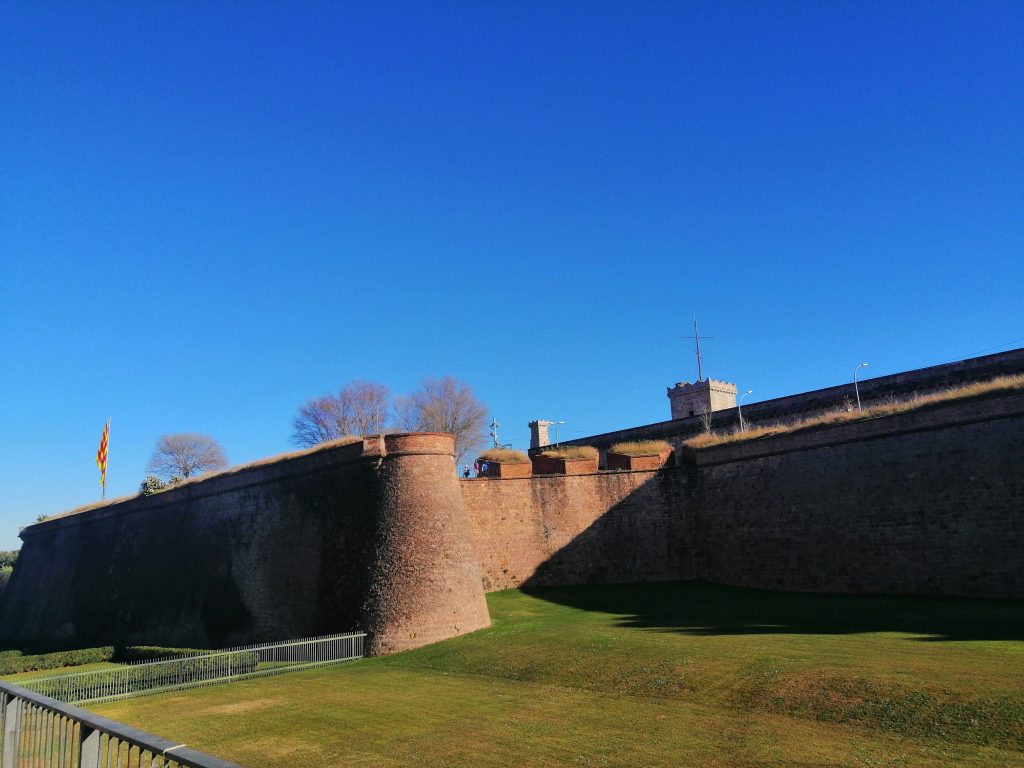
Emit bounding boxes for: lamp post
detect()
[552,421,566,446]
[738,390,753,431]
[853,363,869,411]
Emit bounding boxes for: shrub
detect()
[0,646,116,675]
[113,645,208,663]
[28,651,259,701]
[0,550,18,569]
[609,440,672,456]
[478,449,530,463]
[539,446,598,460]
[0,567,11,598]
[139,475,168,495]
[0,644,211,676]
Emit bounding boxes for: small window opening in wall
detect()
[689,410,695,416]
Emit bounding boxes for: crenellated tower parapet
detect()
[667,378,738,419]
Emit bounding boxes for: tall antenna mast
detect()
[682,317,715,382]
[489,417,500,448]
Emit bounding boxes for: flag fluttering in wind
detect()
[96,418,110,499]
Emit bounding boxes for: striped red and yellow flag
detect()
[96,419,109,489]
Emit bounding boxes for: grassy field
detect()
[92,583,1024,767]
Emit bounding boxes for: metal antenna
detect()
[489,417,500,448]
[682,317,715,381]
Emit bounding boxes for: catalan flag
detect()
[96,418,110,497]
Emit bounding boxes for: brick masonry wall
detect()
[2,388,1020,655]
[692,390,1024,598]
[464,390,1024,599]
[0,440,380,649]
[364,434,490,655]
[461,470,699,591]
[0,434,490,654]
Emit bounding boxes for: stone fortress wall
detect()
[0,434,490,654]
[467,388,1023,599]
[2,352,1022,654]
[560,347,1024,461]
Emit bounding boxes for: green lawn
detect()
[92,583,1024,767]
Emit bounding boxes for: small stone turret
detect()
[668,379,738,419]
[528,420,554,449]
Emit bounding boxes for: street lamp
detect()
[853,363,869,411]
[551,421,566,446]
[738,390,753,431]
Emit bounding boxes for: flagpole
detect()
[103,416,110,500]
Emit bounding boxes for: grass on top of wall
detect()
[538,445,598,460]
[478,448,530,463]
[92,583,1024,768]
[686,373,1024,450]
[608,439,672,456]
[31,435,366,526]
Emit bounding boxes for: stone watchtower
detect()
[528,420,554,449]
[667,379,738,419]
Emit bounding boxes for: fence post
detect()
[1,694,22,768]
[78,725,101,768]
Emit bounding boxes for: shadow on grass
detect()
[520,581,1024,642]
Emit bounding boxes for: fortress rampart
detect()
[560,347,1024,458]
[0,434,489,654]
[2,387,1022,653]
[465,390,1023,598]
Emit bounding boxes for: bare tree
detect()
[698,407,714,435]
[147,433,229,479]
[291,380,391,447]
[394,376,487,462]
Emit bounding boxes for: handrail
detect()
[18,632,365,706]
[0,680,242,767]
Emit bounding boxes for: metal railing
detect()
[0,680,242,768]
[19,633,365,705]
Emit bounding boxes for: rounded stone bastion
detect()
[364,433,491,654]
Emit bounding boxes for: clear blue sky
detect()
[1,1,1021,549]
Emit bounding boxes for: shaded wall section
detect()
[1,440,377,649]
[693,390,1024,599]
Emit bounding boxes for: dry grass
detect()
[687,373,1024,450]
[608,439,672,456]
[478,449,530,463]
[32,435,365,526]
[539,445,598,460]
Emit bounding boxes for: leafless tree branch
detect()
[291,380,391,447]
[394,376,487,463]
[147,433,229,479]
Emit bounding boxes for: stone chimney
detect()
[528,420,554,449]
